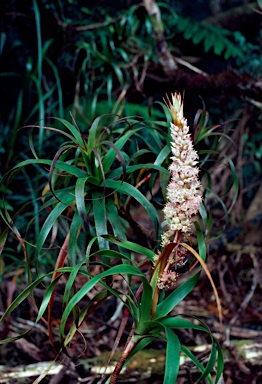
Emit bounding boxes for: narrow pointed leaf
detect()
[138,279,153,324]
[6,159,87,178]
[104,180,161,239]
[214,339,224,383]
[92,191,109,250]
[0,275,46,321]
[54,118,84,147]
[164,328,180,384]
[194,221,206,261]
[155,271,201,318]
[75,177,89,230]
[159,317,207,332]
[197,341,217,383]
[68,212,82,266]
[59,264,145,339]
[181,345,213,384]
[102,138,129,175]
[103,234,155,262]
[36,194,76,256]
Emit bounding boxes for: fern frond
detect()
[174,16,245,60]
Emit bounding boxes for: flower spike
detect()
[156,93,202,289]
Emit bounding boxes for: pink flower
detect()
[157,93,202,289]
[157,270,179,290]
[161,93,202,247]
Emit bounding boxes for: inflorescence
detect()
[156,93,202,289]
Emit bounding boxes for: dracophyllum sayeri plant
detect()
[0,96,224,383]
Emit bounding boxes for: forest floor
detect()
[1,219,262,384]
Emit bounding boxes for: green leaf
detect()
[35,275,65,322]
[138,279,153,324]
[7,159,87,179]
[184,23,198,40]
[224,44,233,60]
[136,128,162,153]
[0,272,67,345]
[0,227,8,256]
[107,163,169,180]
[104,179,161,239]
[59,264,145,340]
[214,338,224,383]
[106,199,132,261]
[64,290,108,347]
[181,345,213,384]
[101,140,127,177]
[136,320,162,335]
[203,184,228,225]
[154,145,170,166]
[126,295,140,322]
[0,329,32,344]
[102,130,136,174]
[164,328,180,384]
[192,28,206,44]
[104,234,155,262]
[62,263,83,312]
[75,177,89,230]
[197,341,217,383]
[90,249,132,262]
[32,0,44,152]
[54,118,84,147]
[58,265,135,346]
[199,202,208,230]
[0,274,46,323]
[106,199,126,240]
[194,221,206,261]
[159,317,206,332]
[155,271,201,319]
[126,164,169,175]
[36,194,76,256]
[150,263,160,294]
[87,114,105,153]
[44,57,64,118]
[92,191,109,250]
[68,212,82,266]
[213,35,224,55]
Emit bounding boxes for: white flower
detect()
[157,93,202,289]
[161,93,202,246]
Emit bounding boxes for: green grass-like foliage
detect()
[1,0,258,176]
[0,106,226,383]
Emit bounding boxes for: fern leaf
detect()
[204,33,215,53]
[175,15,245,60]
[192,28,207,45]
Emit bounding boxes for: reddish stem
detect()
[109,337,138,384]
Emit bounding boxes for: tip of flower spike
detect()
[164,92,184,127]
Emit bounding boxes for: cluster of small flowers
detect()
[156,93,202,290]
[161,94,202,247]
[157,270,179,290]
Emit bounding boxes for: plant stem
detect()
[109,337,138,384]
